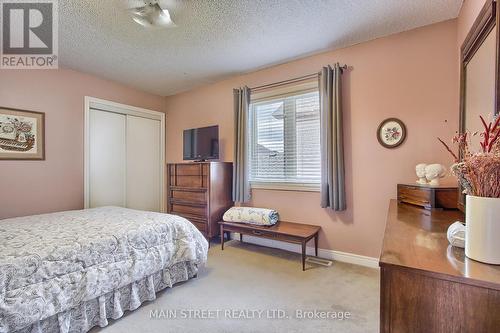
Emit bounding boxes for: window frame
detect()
[248,84,321,192]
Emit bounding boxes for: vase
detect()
[465,195,500,265]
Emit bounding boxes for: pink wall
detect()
[165,20,460,258]
[0,69,165,219]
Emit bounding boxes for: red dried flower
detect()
[438,115,500,198]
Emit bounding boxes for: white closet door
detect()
[89,109,126,208]
[126,115,161,212]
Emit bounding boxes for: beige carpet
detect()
[94,241,379,333]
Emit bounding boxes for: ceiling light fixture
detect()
[129,1,176,28]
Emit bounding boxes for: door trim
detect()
[84,96,166,212]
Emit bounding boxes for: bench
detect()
[219,220,321,271]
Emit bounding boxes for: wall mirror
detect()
[459,0,500,211]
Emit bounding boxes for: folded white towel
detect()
[223,207,279,225]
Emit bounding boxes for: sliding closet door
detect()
[126,115,161,212]
[88,110,126,208]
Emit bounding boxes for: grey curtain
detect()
[232,86,251,203]
[320,64,346,210]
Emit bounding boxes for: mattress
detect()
[0,207,208,333]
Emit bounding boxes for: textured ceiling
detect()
[59,0,463,96]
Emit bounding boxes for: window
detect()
[249,84,321,189]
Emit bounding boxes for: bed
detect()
[0,206,208,333]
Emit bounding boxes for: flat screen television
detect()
[183,125,219,161]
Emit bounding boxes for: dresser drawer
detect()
[435,190,458,209]
[248,229,276,240]
[397,185,432,208]
[171,213,208,233]
[172,175,207,188]
[224,224,276,240]
[190,220,207,233]
[175,164,204,176]
[171,189,206,203]
[170,203,207,218]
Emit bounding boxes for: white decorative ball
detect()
[425,164,447,186]
[415,163,428,184]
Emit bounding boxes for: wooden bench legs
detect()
[301,241,306,271]
[220,223,225,250]
[315,233,319,257]
[219,228,242,251]
[220,223,320,271]
[301,235,319,271]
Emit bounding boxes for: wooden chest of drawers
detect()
[167,162,233,242]
[397,183,458,210]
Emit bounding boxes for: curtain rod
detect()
[249,64,348,92]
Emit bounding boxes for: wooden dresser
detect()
[380,200,500,332]
[167,162,233,242]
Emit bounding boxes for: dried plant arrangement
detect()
[438,115,500,198]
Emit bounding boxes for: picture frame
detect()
[0,107,45,160]
[377,117,406,149]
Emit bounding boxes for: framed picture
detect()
[377,118,406,149]
[0,107,45,160]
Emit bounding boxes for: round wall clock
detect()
[377,118,407,148]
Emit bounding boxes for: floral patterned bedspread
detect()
[0,207,208,332]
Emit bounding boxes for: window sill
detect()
[250,182,320,192]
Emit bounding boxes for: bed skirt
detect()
[14,261,199,333]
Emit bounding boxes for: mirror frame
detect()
[458,0,500,212]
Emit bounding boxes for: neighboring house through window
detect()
[249,80,320,190]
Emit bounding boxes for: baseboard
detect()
[228,232,379,269]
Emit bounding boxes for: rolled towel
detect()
[223,207,279,226]
[447,221,465,248]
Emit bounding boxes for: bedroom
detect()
[1,0,500,332]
